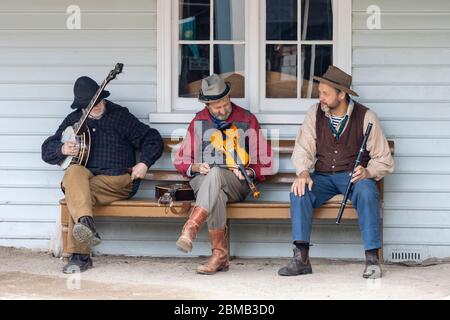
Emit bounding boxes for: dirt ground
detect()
[0,247,449,300]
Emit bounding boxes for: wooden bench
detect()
[60,138,394,259]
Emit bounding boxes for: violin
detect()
[210,122,260,198]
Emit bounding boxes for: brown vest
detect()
[315,102,370,173]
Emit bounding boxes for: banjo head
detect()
[59,125,90,170]
[60,126,76,169]
[61,126,76,143]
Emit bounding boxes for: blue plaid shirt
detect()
[42,100,164,176]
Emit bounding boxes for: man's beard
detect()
[85,105,105,119]
[215,113,231,121]
[211,109,231,121]
[321,100,340,109]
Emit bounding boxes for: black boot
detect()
[73,216,102,247]
[278,247,312,276]
[63,254,93,274]
[363,249,382,279]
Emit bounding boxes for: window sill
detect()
[149,112,306,125]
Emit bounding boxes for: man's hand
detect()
[233,168,254,181]
[61,142,80,156]
[192,163,211,175]
[131,162,148,181]
[291,171,313,197]
[351,165,370,183]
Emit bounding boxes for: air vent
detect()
[387,247,426,263]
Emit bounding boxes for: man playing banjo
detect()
[42,75,164,273]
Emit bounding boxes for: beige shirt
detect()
[292,100,395,181]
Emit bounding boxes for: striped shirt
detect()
[330,115,346,130]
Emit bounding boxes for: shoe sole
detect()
[197,266,229,275]
[176,237,192,253]
[363,265,382,279]
[62,260,93,274]
[73,223,101,247]
[278,269,313,276]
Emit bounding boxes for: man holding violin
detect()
[174,74,272,275]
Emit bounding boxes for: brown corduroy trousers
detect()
[61,165,133,254]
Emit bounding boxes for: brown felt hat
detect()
[313,66,359,97]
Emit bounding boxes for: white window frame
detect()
[156,0,351,122]
[172,0,249,111]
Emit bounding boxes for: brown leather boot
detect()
[176,207,208,253]
[197,227,229,275]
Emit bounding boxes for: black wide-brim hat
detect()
[70,76,111,109]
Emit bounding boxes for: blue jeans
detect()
[290,172,381,251]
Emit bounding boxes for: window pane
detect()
[266,44,297,98]
[214,0,245,41]
[266,0,297,41]
[214,44,245,98]
[301,45,332,98]
[179,44,210,98]
[179,0,210,41]
[301,0,333,40]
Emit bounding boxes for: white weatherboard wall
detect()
[1,0,449,261]
[353,0,450,261]
[0,0,159,249]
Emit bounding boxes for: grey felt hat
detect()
[198,74,231,103]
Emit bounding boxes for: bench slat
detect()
[163,138,395,156]
[60,199,379,220]
[163,138,298,155]
[144,171,296,184]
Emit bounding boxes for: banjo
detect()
[59,63,123,170]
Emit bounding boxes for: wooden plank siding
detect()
[0,0,158,250]
[352,0,450,260]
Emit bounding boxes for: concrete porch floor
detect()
[0,247,449,300]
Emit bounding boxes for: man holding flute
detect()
[278,66,394,279]
[174,74,272,275]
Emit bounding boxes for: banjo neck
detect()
[75,63,124,135]
[75,79,108,135]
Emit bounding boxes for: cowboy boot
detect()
[197,227,229,275]
[363,249,382,279]
[176,207,208,253]
[278,247,312,276]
